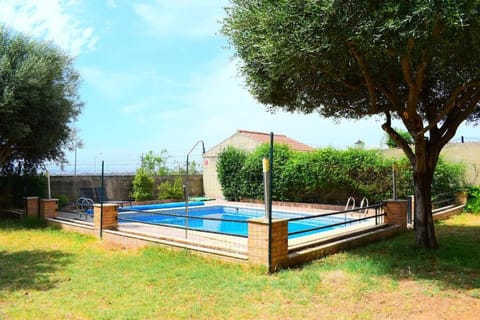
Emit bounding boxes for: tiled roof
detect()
[238,130,314,152]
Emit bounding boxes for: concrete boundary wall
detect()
[50,175,203,203]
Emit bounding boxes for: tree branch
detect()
[401,38,428,116]
[438,91,480,147]
[347,41,378,113]
[415,50,428,90]
[419,80,480,136]
[382,112,415,163]
[377,84,402,111]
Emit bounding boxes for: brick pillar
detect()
[384,200,408,230]
[24,197,40,218]
[248,218,288,272]
[93,203,119,238]
[456,190,468,205]
[39,199,58,219]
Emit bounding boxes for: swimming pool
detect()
[119,204,350,239]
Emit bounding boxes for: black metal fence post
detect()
[268,132,274,272]
[100,160,104,238]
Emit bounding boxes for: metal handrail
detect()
[287,203,385,237]
[345,196,355,211]
[359,197,369,216]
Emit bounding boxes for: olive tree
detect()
[222,1,480,248]
[0,26,83,173]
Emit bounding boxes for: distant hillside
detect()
[381,142,480,186]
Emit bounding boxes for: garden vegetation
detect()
[0,214,479,319]
[217,144,466,205]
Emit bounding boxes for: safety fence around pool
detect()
[286,203,384,239]
[30,195,463,271]
[116,202,386,240]
[113,200,386,260]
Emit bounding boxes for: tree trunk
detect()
[413,167,437,248]
[412,140,439,249]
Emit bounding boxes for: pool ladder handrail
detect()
[345,196,355,211]
[359,197,369,217]
[344,196,355,226]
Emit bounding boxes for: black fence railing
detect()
[286,203,385,238]
[117,205,250,238]
[116,203,385,241]
[432,191,458,210]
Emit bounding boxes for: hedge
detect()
[217,144,466,205]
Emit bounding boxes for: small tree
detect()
[0,26,83,173]
[141,150,169,176]
[132,150,172,200]
[131,168,154,201]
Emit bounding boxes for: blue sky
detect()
[0,0,477,174]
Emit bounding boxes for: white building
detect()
[203,130,315,199]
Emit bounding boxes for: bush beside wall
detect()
[217,144,467,205]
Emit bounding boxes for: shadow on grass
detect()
[344,221,480,291]
[0,218,72,292]
[0,216,49,230]
[0,249,73,292]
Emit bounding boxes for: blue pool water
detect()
[119,204,349,239]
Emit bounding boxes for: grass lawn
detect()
[1,214,479,319]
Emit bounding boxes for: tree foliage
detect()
[141,150,169,176]
[132,150,170,201]
[131,168,154,201]
[386,128,413,148]
[223,0,480,248]
[0,26,83,173]
[157,177,184,200]
[465,186,480,213]
[223,1,480,122]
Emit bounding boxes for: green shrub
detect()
[132,168,154,201]
[465,186,480,213]
[432,158,467,196]
[216,144,466,205]
[385,128,413,148]
[240,143,293,201]
[217,146,248,201]
[54,195,70,208]
[158,177,184,200]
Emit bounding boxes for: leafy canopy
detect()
[223,1,480,248]
[223,1,480,146]
[0,26,83,173]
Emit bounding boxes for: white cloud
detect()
[0,0,97,55]
[132,0,226,38]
